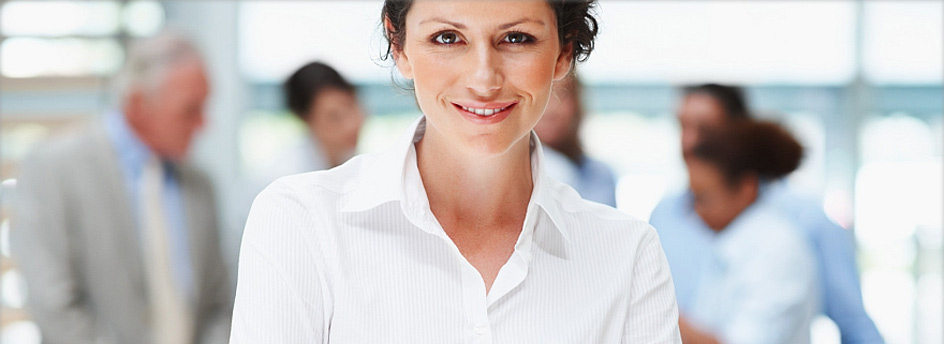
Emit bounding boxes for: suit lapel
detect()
[87,124,150,304]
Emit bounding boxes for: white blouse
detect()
[230,117,681,343]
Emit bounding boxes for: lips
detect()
[451,101,517,124]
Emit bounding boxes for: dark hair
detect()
[283,61,356,122]
[692,120,803,186]
[682,83,750,121]
[381,0,599,66]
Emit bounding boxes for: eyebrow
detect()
[419,18,546,30]
[499,18,545,30]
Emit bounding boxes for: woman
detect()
[230,1,680,342]
[533,73,618,206]
[678,120,817,344]
[254,61,365,187]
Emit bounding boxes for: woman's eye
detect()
[434,32,460,45]
[504,32,533,44]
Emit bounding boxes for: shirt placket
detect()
[421,210,494,344]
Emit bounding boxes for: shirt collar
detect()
[339,116,570,241]
[104,110,157,173]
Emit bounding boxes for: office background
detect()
[0,1,940,343]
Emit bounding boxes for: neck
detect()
[416,127,534,230]
[311,136,346,168]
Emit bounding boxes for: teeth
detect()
[461,105,508,116]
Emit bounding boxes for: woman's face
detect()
[307,88,365,162]
[677,93,727,158]
[393,0,572,155]
[687,158,751,231]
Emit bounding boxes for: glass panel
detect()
[239,1,388,83]
[0,38,123,77]
[1,269,27,309]
[864,0,944,84]
[782,112,827,195]
[0,1,121,36]
[122,1,165,37]
[239,111,306,174]
[856,115,942,344]
[583,112,680,219]
[582,1,856,84]
[0,321,40,344]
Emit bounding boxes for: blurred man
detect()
[650,84,884,344]
[11,32,232,344]
[533,73,618,207]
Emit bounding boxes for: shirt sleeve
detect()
[230,180,331,343]
[811,214,884,344]
[623,227,683,343]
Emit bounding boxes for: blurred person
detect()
[230,0,681,342]
[533,73,618,207]
[675,120,817,343]
[238,61,366,242]
[650,84,883,343]
[11,32,232,344]
[254,61,366,187]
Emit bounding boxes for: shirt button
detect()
[473,324,488,335]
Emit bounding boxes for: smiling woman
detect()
[230,1,681,343]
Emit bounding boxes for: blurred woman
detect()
[256,61,365,186]
[678,120,817,344]
[231,0,680,342]
[652,83,881,343]
[533,73,618,206]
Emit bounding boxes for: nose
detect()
[465,43,503,96]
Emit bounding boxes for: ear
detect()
[385,18,413,80]
[553,42,574,81]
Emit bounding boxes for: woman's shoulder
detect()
[251,152,383,214]
[272,153,376,193]
[543,176,658,242]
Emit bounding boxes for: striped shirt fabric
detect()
[230,116,681,343]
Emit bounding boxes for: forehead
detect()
[407,0,555,29]
[156,59,208,98]
[161,59,207,86]
[678,93,726,123]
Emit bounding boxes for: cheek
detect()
[508,53,556,99]
[409,53,455,106]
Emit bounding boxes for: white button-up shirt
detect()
[230,117,681,343]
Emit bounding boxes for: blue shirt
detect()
[684,194,817,344]
[104,111,194,302]
[541,147,618,207]
[650,183,884,344]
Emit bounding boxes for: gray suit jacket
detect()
[11,122,232,344]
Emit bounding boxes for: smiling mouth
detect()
[455,103,516,117]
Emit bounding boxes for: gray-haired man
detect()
[12,31,232,344]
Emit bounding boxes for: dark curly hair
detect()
[381,0,599,66]
[693,120,804,186]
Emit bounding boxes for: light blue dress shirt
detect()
[541,147,618,207]
[104,111,194,302]
[687,193,817,344]
[650,182,884,344]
